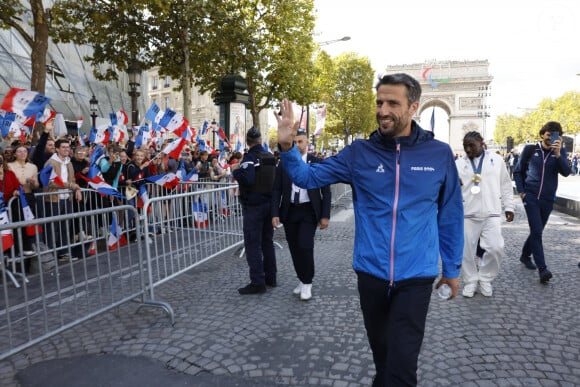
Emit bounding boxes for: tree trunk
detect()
[30,0,48,94]
[246,78,260,129]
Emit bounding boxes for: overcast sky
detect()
[313,0,580,139]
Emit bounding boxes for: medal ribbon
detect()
[470,151,485,187]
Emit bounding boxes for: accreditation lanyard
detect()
[470,151,485,194]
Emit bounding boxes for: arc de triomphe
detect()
[384,60,492,152]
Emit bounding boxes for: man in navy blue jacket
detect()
[275,73,464,387]
[514,121,571,282]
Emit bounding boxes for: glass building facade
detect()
[0,2,147,135]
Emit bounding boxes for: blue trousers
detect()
[521,194,554,270]
[242,202,276,285]
[357,271,433,387]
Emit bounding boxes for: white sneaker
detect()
[300,284,312,301]
[479,282,493,297]
[462,283,477,298]
[293,282,303,295]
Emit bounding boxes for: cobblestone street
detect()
[2,196,579,386]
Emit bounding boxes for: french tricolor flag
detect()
[0,199,14,252]
[90,127,111,145]
[136,184,149,209]
[145,173,180,190]
[201,120,209,135]
[162,137,187,160]
[217,127,227,141]
[82,175,125,198]
[39,164,65,188]
[18,187,42,236]
[78,132,86,147]
[164,113,188,134]
[113,126,126,143]
[36,108,56,124]
[0,88,51,118]
[110,109,128,126]
[107,213,127,251]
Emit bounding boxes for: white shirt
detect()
[291,153,310,204]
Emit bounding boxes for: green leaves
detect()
[315,52,375,142]
[494,92,580,146]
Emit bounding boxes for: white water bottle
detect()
[437,284,451,300]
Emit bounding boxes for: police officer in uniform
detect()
[231,127,277,294]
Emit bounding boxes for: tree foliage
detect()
[50,0,158,81]
[493,91,580,147]
[317,52,375,143]
[189,0,317,127]
[49,0,316,128]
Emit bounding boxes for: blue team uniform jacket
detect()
[279,122,464,283]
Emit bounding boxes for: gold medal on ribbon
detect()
[471,174,482,183]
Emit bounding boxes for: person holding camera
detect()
[514,121,571,283]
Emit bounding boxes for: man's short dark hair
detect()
[375,73,422,106]
[296,128,307,137]
[55,139,70,148]
[539,121,563,136]
[246,126,262,145]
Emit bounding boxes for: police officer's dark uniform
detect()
[233,127,277,294]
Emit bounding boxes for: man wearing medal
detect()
[456,132,514,297]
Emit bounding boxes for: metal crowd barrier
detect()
[330,183,352,209]
[138,181,243,319]
[1,180,348,361]
[0,202,145,362]
[0,182,243,361]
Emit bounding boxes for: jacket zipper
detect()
[389,143,401,290]
[537,146,552,200]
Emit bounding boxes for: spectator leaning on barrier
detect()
[209,157,227,182]
[31,119,56,172]
[43,139,84,262]
[195,150,210,180]
[513,121,571,282]
[98,143,123,189]
[230,127,277,295]
[0,154,20,203]
[7,144,40,259]
[274,73,464,387]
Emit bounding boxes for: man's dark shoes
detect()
[520,256,537,270]
[539,268,553,284]
[265,279,277,287]
[238,284,267,295]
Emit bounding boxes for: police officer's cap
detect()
[246,126,261,141]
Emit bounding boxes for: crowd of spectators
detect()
[0,120,243,269]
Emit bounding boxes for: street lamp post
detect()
[127,61,142,127]
[478,85,491,138]
[89,95,98,128]
[318,36,351,46]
